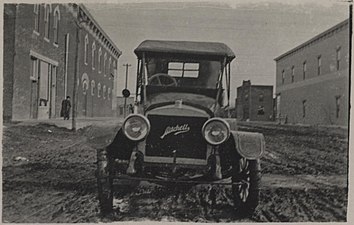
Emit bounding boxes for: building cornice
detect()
[274,19,349,62]
[68,3,122,60]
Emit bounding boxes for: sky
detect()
[85,0,349,106]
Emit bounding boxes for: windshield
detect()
[145,57,221,89]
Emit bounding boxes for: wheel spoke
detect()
[236,158,251,203]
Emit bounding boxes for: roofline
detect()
[274,19,349,61]
[134,39,235,62]
[237,85,273,89]
[79,4,122,56]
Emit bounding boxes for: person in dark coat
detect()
[60,96,71,120]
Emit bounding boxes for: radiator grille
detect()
[146,115,208,160]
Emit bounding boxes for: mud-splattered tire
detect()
[232,158,261,217]
[96,148,114,215]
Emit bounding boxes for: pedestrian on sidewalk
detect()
[60,96,71,120]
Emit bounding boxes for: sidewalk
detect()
[12,117,124,130]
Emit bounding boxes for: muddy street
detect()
[2,121,348,223]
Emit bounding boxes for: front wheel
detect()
[97,148,114,215]
[232,158,261,217]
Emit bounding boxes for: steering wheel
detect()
[148,73,178,87]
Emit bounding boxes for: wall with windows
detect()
[235,80,273,121]
[76,5,120,118]
[4,4,78,120]
[4,4,121,120]
[277,74,348,125]
[275,19,349,125]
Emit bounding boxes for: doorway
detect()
[37,61,50,119]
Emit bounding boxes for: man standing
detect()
[60,96,71,120]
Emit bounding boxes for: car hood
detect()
[146,92,216,117]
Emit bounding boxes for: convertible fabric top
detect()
[134,40,235,62]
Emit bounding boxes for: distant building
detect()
[116,96,135,117]
[274,19,349,125]
[3,4,121,121]
[236,80,274,121]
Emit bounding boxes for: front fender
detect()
[230,131,265,160]
[106,128,136,160]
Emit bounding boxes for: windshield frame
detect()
[135,52,232,113]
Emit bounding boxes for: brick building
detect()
[274,19,349,126]
[235,80,274,121]
[3,4,121,121]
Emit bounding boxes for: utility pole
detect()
[123,63,131,118]
[349,1,352,129]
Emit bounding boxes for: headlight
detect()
[202,118,230,145]
[122,114,150,141]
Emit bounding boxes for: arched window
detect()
[82,79,88,95]
[53,6,60,44]
[34,4,40,32]
[81,73,89,95]
[91,80,95,96]
[104,53,107,76]
[92,42,96,70]
[98,47,102,73]
[108,87,111,100]
[44,4,51,39]
[103,85,106,99]
[84,34,89,65]
[113,60,116,69]
[108,56,112,76]
[97,83,101,98]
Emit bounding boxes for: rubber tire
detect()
[97,148,114,216]
[232,158,261,217]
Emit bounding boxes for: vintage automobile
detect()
[97,40,265,217]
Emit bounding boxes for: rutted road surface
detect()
[2,121,348,222]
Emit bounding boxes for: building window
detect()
[34,4,40,33]
[82,79,88,95]
[31,57,39,80]
[336,47,341,71]
[98,47,102,73]
[104,53,107,76]
[281,70,285,84]
[103,85,106,99]
[244,89,249,101]
[91,80,95,96]
[257,106,265,115]
[303,61,306,80]
[119,106,124,115]
[291,66,295,83]
[259,93,264,102]
[336,96,341,118]
[302,100,307,118]
[92,42,96,70]
[108,87,111,100]
[44,4,50,39]
[317,55,321,75]
[84,35,89,65]
[53,8,60,44]
[108,56,111,74]
[97,83,101,98]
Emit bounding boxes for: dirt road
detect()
[2,121,348,222]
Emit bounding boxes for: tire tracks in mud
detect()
[2,123,348,223]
